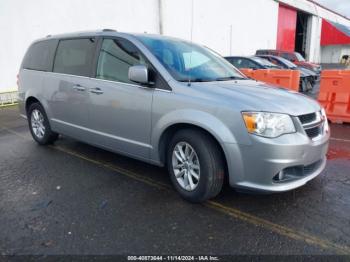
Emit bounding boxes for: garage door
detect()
[277,4,297,51]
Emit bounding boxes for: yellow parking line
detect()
[2,126,350,254]
[205,201,350,254]
[53,145,170,191]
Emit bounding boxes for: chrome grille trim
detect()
[298,111,324,140]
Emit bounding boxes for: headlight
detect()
[314,66,321,72]
[242,112,296,138]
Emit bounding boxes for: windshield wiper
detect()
[215,76,247,81]
[179,78,213,82]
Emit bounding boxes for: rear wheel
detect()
[167,129,225,203]
[28,103,58,145]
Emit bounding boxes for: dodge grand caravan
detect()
[18,30,330,202]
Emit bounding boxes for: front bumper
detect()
[224,119,329,192]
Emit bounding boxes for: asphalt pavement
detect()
[0,103,349,258]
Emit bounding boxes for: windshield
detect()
[276,56,297,68]
[250,57,279,68]
[295,52,305,62]
[137,36,246,82]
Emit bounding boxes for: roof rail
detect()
[102,29,117,32]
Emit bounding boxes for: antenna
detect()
[188,0,194,87]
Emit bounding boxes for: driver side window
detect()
[96,38,148,84]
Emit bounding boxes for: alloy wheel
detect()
[172,141,200,191]
[31,109,46,139]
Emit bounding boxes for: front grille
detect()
[305,126,321,139]
[298,112,323,139]
[298,113,316,124]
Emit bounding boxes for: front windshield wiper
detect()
[179,78,213,82]
[215,76,247,81]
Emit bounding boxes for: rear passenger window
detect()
[22,40,57,71]
[96,38,148,84]
[53,38,96,77]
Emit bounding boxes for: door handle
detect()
[73,84,86,91]
[90,87,104,95]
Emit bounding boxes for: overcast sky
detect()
[315,0,350,18]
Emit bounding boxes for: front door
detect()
[87,38,154,159]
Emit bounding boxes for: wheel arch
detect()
[25,96,41,113]
[158,123,230,170]
[152,110,237,164]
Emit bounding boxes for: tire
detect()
[27,102,58,145]
[167,129,225,203]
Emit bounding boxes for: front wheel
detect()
[167,129,225,203]
[28,103,58,145]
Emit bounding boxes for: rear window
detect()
[280,52,296,61]
[21,40,57,71]
[228,58,257,69]
[250,57,278,68]
[256,50,275,55]
[53,38,96,77]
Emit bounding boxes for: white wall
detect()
[321,45,350,63]
[0,0,160,92]
[1,0,350,92]
[1,0,279,92]
[161,0,279,56]
[305,15,322,63]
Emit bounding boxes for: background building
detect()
[1,0,350,92]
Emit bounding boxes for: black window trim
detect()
[94,36,171,91]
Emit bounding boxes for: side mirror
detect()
[128,65,149,84]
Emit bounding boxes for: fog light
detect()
[278,170,284,180]
[273,170,285,182]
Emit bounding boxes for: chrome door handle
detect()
[73,84,85,91]
[90,87,104,95]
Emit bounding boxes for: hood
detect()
[299,67,314,77]
[299,69,309,77]
[190,80,321,116]
[297,61,319,68]
[300,67,317,76]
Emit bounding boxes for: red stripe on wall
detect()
[321,19,350,46]
[276,5,297,51]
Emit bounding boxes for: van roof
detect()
[34,29,185,44]
[36,29,129,41]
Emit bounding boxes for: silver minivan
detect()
[18,30,329,202]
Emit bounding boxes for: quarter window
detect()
[96,38,148,84]
[22,40,57,71]
[53,38,96,77]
